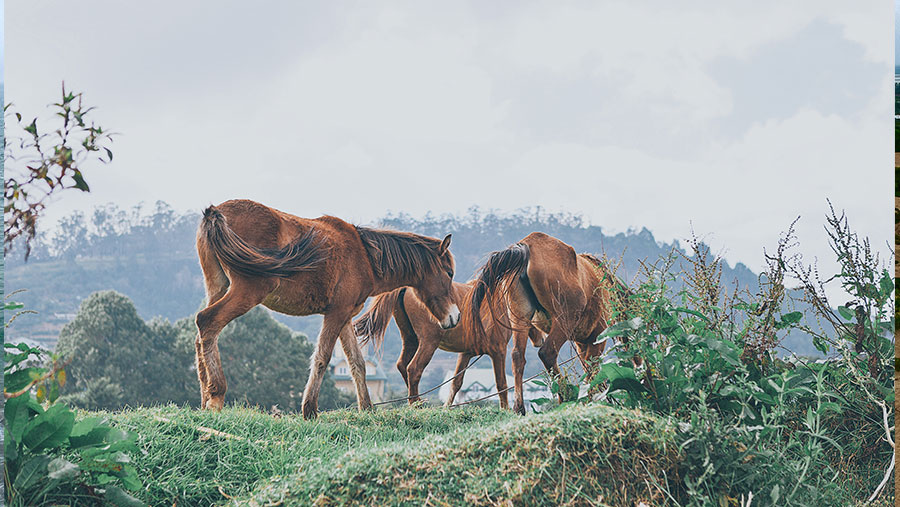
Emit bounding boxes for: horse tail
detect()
[199,206,326,278]
[353,288,405,351]
[467,243,530,340]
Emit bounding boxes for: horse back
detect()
[213,199,375,313]
[519,233,583,311]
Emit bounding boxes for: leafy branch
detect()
[4,82,115,259]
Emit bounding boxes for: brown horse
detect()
[353,281,544,409]
[468,232,627,413]
[195,199,460,419]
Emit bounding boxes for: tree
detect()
[55,291,183,409]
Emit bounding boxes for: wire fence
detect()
[447,354,579,408]
[373,351,581,408]
[373,354,484,406]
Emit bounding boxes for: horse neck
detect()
[370,270,419,295]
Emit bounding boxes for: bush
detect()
[4,304,142,506]
[538,207,894,505]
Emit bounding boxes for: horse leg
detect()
[196,252,229,408]
[338,320,373,411]
[528,326,545,348]
[574,332,608,392]
[405,334,441,405]
[490,350,509,410]
[396,327,419,389]
[537,328,568,403]
[444,352,474,407]
[574,338,606,367]
[511,331,528,415]
[195,279,272,410]
[194,339,210,408]
[302,310,354,419]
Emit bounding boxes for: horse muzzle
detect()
[441,304,460,329]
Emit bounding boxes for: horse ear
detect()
[439,234,452,254]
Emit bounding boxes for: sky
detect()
[5,1,895,282]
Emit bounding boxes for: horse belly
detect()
[436,330,470,354]
[261,282,330,316]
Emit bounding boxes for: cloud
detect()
[5,1,892,278]
[710,19,884,137]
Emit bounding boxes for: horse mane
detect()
[355,226,441,280]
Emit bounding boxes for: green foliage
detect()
[55,290,351,412]
[4,311,142,506]
[532,208,894,505]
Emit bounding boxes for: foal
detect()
[354,282,542,408]
[468,232,627,413]
[196,199,459,419]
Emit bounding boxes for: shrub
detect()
[538,207,894,505]
[4,302,142,506]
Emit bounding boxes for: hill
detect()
[60,403,886,506]
[78,404,678,506]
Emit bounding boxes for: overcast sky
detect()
[5,1,894,281]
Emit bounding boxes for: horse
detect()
[352,281,544,409]
[468,232,628,414]
[195,199,460,419]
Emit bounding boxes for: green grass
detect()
[84,404,516,506]
[78,403,888,506]
[241,403,680,506]
[84,403,681,506]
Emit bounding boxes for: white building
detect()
[328,346,388,403]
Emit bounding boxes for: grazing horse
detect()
[195,199,460,419]
[353,281,544,409]
[468,232,628,414]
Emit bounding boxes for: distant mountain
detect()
[4,201,821,390]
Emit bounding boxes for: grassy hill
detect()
[69,403,888,506]
[84,404,678,506]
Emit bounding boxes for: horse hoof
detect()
[302,404,318,420]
